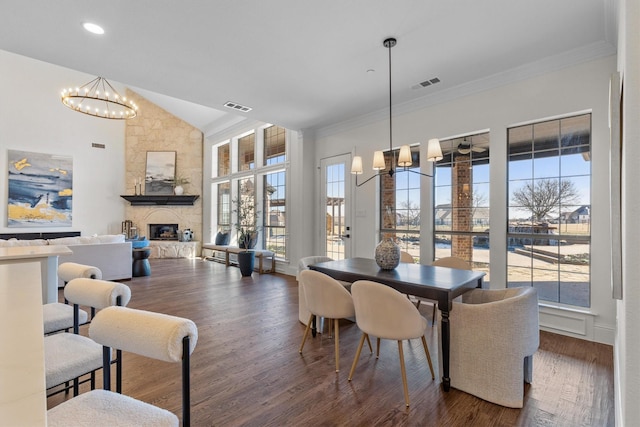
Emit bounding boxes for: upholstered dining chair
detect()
[438,286,539,408]
[297,256,334,327]
[45,278,131,397]
[298,269,371,372]
[348,280,435,407]
[47,306,198,427]
[399,250,414,263]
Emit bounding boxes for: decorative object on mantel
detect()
[120,195,199,206]
[61,76,138,120]
[350,37,443,187]
[171,175,190,196]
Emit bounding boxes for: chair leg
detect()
[420,336,435,379]
[376,337,381,358]
[299,314,314,353]
[365,334,373,353]
[348,333,367,381]
[524,355,534,383]
[431,303,436,326]
[334,318,340,372]
[397,340,410,407]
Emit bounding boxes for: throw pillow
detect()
[215,231,230,246]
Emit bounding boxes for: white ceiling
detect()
[0,1,617,134]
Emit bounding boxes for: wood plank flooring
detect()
[47,258,615,426]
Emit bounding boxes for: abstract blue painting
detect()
[7,150,73,227]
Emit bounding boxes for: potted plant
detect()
[233,195,260,276]
[171,175,190,195]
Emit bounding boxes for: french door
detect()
[320,154,352,260]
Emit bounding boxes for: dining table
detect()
[309,257,485,392]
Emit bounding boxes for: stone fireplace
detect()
[149,224,179,241]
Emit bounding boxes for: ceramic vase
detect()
[174,185,184,195]
[237,251,255,276]
[375,237,400,270]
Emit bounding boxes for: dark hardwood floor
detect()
[47,258,615,426]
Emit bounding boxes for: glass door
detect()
[320,154,352,260]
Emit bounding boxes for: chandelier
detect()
[351,37,443,187]
[61,76,139,120]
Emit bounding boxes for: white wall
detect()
[0,50,126,235]
[616,0,640,424]
[313,55,617,344]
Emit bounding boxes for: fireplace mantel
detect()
[120,195,199,206]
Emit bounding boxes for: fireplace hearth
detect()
[149,224,179,241]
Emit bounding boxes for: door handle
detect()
[342,234,350,239]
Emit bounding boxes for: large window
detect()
[210,125,288,260]
[264,125,286,165]
[433,132,491,281]
[217,143,230,177]
[217,181,230,229]
[507,114,591,307]
[238,133,255,171]
[379,147,421,262]
[263,171,286,258]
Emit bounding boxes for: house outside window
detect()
[507,113,591,307]
[264,125,286,165]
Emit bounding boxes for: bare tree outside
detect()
[397,200,420,227]
[511,178,580,221]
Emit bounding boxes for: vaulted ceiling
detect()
[0,1,617,134]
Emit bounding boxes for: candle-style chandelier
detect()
[61,76,139,120]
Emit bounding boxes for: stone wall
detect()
[124,90,203,256]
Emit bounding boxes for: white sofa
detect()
[0,234,132,285]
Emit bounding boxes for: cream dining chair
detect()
[438,286,539,408]
[348,280,435,407]
[298,269,370,372]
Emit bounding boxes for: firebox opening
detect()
[149,224,179,241]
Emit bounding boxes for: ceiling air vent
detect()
[223,101,252,113]
[412,77,441,90]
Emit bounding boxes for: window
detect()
[507,114,591,307]
[264,125,286,165]
[210,124,289,260]
[238,133,255,171]
[433,132,490,281]
[379,147,421,262]
[217,182,231,229]
[263,171,286,258]
[217,143,230,177]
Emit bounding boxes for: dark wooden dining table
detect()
[309,257,485,392]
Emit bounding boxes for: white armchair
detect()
[438,286,539,408]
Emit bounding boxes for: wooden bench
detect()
[202,244,275,273]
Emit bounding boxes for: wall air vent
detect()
[412,77,441,90]
[223,101,252,113]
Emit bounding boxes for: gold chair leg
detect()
[348,333,367,381]
[334,318,340,372]
[421,335,435,379]
[398,340,410,407]
[376,337,381,358]
[365,334,373,353]
[299,314,314,353]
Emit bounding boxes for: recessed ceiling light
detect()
[83,22,105,35]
